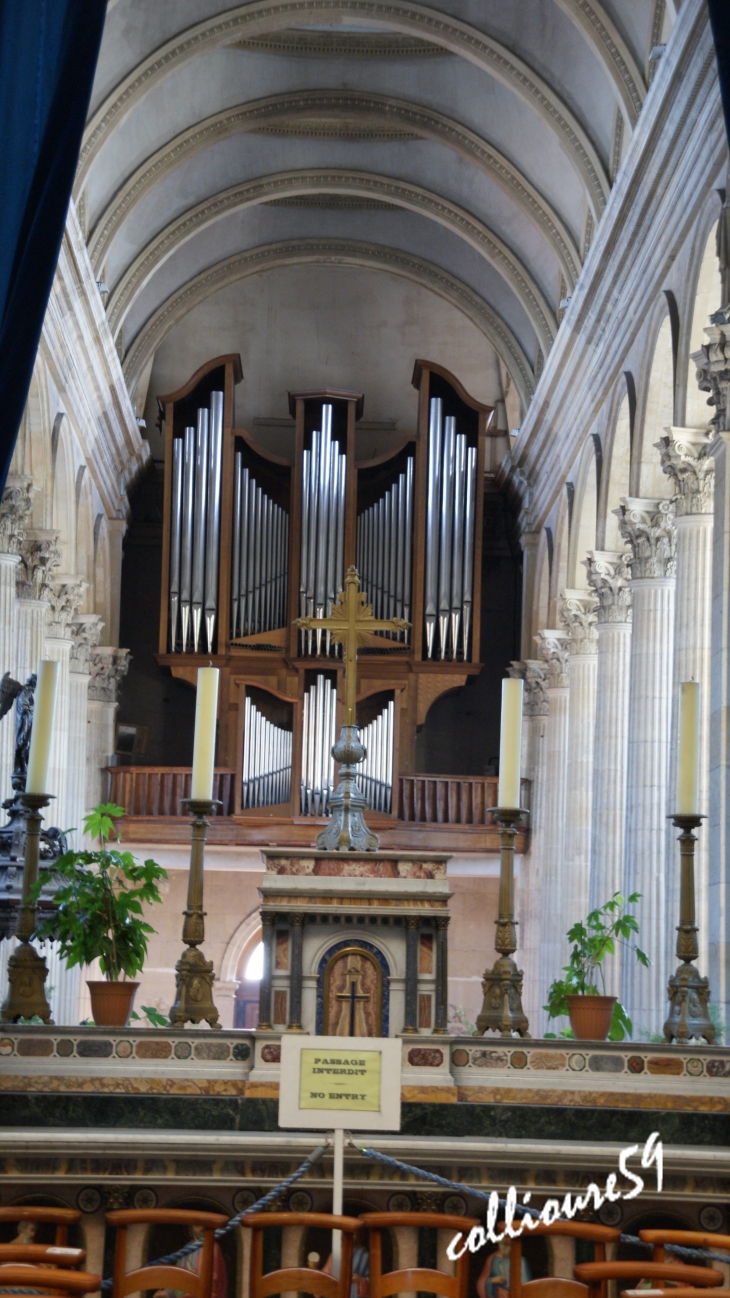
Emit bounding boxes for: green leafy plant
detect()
[448,1004,476,1036]
[31,803,167,982]
[544,893,650,1041]
[131,1005,168,1027]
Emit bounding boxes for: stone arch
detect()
[219,909,262,984]
[93,513,112,642]
[634,309,675,499]
[601,389,632,550]
[75,471,94,609]
[567,436,599,587]
[549,495,570,624]
[534,530,551,639]
[51,420,76,573]
[686,219,723,428]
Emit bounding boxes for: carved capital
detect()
[535,629,570,688]
[46,577,86,639]
[523,659,549,716]
[584,550,632,624]
[88,646,130,703]
[616,497,676,579]
[0,476,33,555]
[558,589,598,654]
[692,314,730,432]
[657,426,714,515]
[16,529,61,601]
[69,613,104,673]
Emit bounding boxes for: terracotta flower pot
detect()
[87,981,139,1027]
[565,994,617,1041]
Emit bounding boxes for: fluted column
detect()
[618,498,676,1033]
[535,630,571,1005]
[559,591,598,928]
[0,477,32,800]
[693,319,730,1026]
[659,427,714,979]
[585,552,632,997]
[15,530,59,680]
[510,659,549,1032]
[67,615,102,848]
[86,647,130,810]
[45,578,85,828]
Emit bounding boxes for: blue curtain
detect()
[0,0,105,495]
[708,0,730,155]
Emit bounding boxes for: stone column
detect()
[287,913,304,1031]
[258,912,274,1029]
[558,590,598,927]
[617,498,676,1033]
[433,916,449,1033]
[535,630,571,1006]
[67,614,102,848]
[510,660,548,1032]
[585,552,632,996]
[693,318,730,1026]
[86,647,130,810]
[403,916,419,1033]
[15,530,59,679]
[45,578,86,828]
[520,531,541,659]
[658,427,714,979]
[0,476,32,800]
[106,518,127,648]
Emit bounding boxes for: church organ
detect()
[157,355,492,835]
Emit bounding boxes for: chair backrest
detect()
[639,1232,730,1264]
[106,1207,229,1298]
[0,1245,85,1268]
[0,1208,81,1247]
[242,1212,362,1298]
[574,1259,724,1298]
[0,1265,99,1295]
[522,1281,588,1298]
[497,1217,620,1298]
[360,1211,481,1298]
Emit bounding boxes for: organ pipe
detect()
[241,695,292,808]
[300,674,337,815]
[299,405,346,656]
[169,437,183,651]
[230,454,289,639]
[356,459,413,643]
[169,393,225,654]
[359,698,395,813]
[424,397,477,661]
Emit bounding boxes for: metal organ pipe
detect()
[356,460,413,643]
[169,437,183,650]
[191,407,209,654]
[300,674,337,815]
[204,391,224,653]
[299,405,346,656]
[230,454,289,640]
[169,393,227,653]
[179,426,195,652]
[359,698,394,813]
[241,695,292,808]
[423,397,478,662]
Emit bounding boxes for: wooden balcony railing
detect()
[108,767,237,817]
[398,775,530,825]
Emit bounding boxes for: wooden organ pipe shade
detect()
[169,392,224,654]
[241,695,292,807]
[357,458,413,642]
[424,398,477,661]
[300,674,337,815]
[299,404,346,657]
[231,457,289,638]
[359,698,394,813]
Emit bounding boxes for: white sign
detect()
[278,1035,402,1131]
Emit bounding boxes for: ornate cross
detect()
[295,567,408,725]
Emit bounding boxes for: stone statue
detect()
[7,673,36,793]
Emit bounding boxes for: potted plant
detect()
[31,803,167,1027]
[544,892,650,1041]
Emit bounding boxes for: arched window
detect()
[234,932,262,1029]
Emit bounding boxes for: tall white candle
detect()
[676,680,700,815]
[191,667,219,801]
[26,660,59,795]
[498,677,523,809]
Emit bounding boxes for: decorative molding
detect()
[584,550,632,624]
[657,425,714,515]
[522,660,550,717]
[88,647,131,704]
[0,477,33,556]
[253,119,421,141]
[558,588,598,654]
[552,0,645,124]
[76,0,609,219]
[692,316,730,433]
[267,195,398,210]
[610,107,624,181]
[121,237,535,410]
[46,578,86,640]
[535,628,571,688]
[616,497,676,580]
[69,613,104,673]
[106,169,557,357]
[88,90,581,290]
[230,29,447,56]
[16,530,61,602]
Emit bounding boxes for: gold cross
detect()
[295,566,409,726]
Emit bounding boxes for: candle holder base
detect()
[663,961,715,1045]
[476,955,530,1038]
[169,947,220,1029]
[0,941,53,1024]
[314,726,379,852]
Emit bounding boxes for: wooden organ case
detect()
[157,355,493,841]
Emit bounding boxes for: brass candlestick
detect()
[169,799,221,1028]
[0,792,54,1024]
[476,808,530,1038]
[663,813,715,1044]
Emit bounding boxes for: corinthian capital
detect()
[558,589,598,654]
[616,497,676,580]
[691,313,730,432]
[657,427,714,515]
[522,660,549,716]
[46,577,86,639]
[0,476,33,555]
[70,613,104,672]
[16,529,61,601]
[88,647,130,703]
[584,551,632,624]
[535,629,570,688]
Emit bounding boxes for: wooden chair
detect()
[241,1211,362,1298]
[0,1267,99,1296]
[359,1210,481,1298]
[0,1245,85,1268]
[498,1219,621,1298]
[106,1208,229,1298]
[574,1259,724,1298]
[622,1291,730,1298]
[0,1209,81,1247]
[639,1232,730,1264]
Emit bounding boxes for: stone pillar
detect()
[617,498,676,1033]
[510,660,548,1033]
[535,630,571,1005]
[86,647,130,810]
[287,913,304,1031]
[433,916,449,1033]
[45,578,85,827]
[106,518,127,648]
[520,531,541,660]
[659,428,714,979]
[403,916,419,1033]
[67,615,102,848]
[558,590,598,927]
[585,552,632,996]
[0,476,32,800]
[15,530,59,679]
[258,913,274,1029]
[693,318,730,1026]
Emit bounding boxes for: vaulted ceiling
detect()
[82,0,666,422]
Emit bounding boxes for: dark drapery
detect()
[708,0,730,153]
[0,0,106,496]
